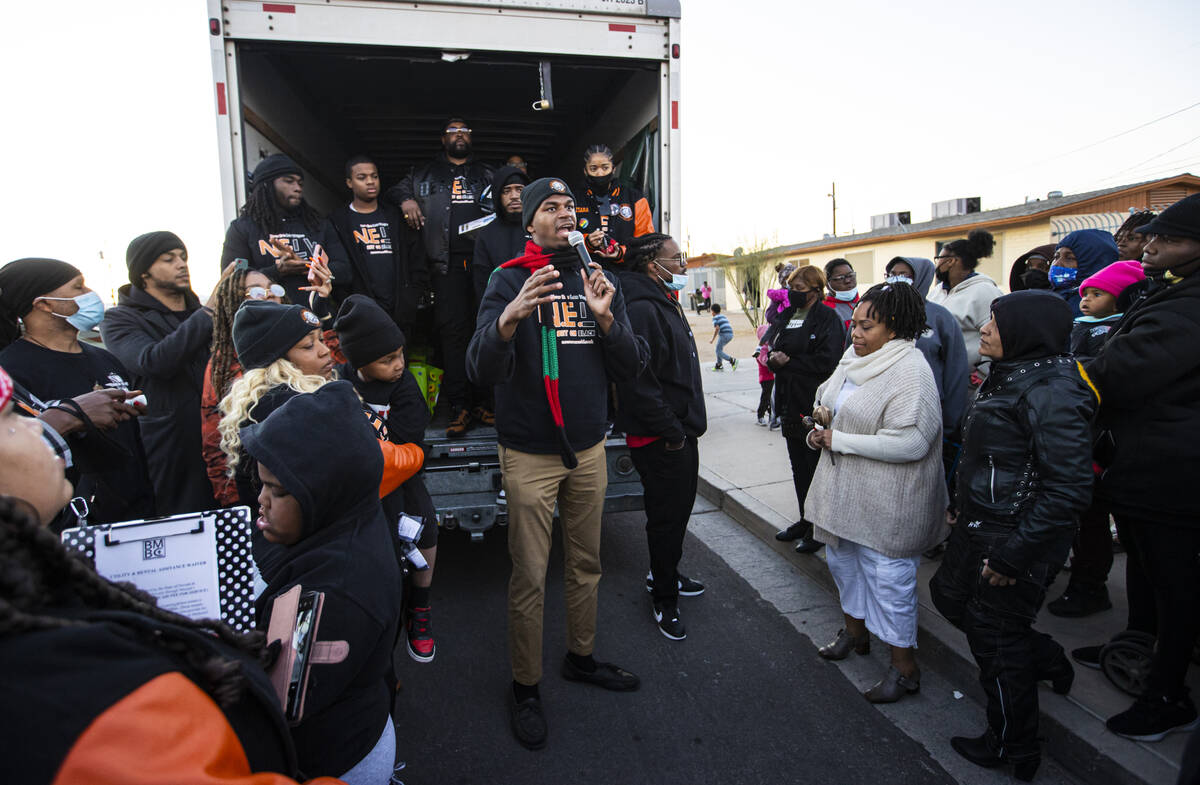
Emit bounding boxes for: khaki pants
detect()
[500,439,607,685]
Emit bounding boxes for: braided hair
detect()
[239,179,321,239]
[209,268,251,401]
[583,144,614,164]
[942,229,995,271]
[1114,210,1156,241]
[624,233,672,275]
[0,495,266,708]
[857,282,927,341]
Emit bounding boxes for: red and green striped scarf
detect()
[500,241,580,468]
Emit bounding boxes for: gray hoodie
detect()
[888,257,970,436]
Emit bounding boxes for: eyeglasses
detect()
[246,284,286,300]
[934,255,957,262]
[444,127,472,135]
[829,272,856,283]
[654,254,687,268]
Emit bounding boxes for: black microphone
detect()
[568,231,594,272]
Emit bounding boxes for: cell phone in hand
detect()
[286,590,323,723]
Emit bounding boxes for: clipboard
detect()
[62,507,257,632]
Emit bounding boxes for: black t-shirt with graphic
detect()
[448,173,480,259]
[220,213,350,303]
[0,340,155,523]
[346,206,397,310]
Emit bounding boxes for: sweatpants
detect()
[501,439,607,686]
[630,437,700,604]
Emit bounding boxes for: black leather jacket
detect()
[955,355,1097,575]
[387,154,493,266]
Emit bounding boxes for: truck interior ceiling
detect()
[235,42,662,214]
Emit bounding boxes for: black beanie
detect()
[251,154,302,187]
[233,300,323,370]
[1135,193,1200,241]
[521,177,575,231]
[990,290,1073,362]
[333,295,406,369]
[126,231,186,288]
[0,258,82,348]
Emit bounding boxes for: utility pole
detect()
[828,182,837,236]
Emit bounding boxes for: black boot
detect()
[950,732,1039,782]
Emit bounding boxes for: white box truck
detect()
[206,0,681,538]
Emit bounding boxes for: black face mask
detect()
[1020,268,1051,290]
[586,174,613,193]
[787,290,811,309]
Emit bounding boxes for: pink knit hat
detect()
[1079,260,1145,298]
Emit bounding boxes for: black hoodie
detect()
[98,283,216,514]
[220,213,352,305]
[614,270,707,442]
[473,165,531,300]
[242,381,400,778]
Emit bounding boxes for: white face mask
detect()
[833,287,858,302]
[885,275,914,285]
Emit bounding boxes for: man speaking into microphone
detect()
[467,177,645,751]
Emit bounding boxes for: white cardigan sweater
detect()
[804,342,949,558]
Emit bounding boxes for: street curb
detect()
[696,470,1173,785]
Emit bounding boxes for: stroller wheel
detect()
[1100,635,1155,697]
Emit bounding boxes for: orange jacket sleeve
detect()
[378,440,425,497]
[53,672,344,785]
[633,197,655,237]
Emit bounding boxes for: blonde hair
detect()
[218,358,331,472]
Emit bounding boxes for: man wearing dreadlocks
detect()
[220,154,351,304]
[467,177,645,751]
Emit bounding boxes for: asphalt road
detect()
[391,510,956,785]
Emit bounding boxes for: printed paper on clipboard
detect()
[61,507,257,632]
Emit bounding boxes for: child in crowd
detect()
[1047,260,1146,618]
[243,382,402,784]
[1069,260,1146,361]
[753,323,774,425]
[334,295,440,664]
[709,303,736,371]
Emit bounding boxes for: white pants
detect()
[826,539,919,648]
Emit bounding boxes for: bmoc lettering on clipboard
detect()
[61,506,257,632]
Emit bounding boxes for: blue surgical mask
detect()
[38,292,106,332]
[833,287,859,302]
[885,275,914,285]
[1048,265,1078,286]
[653,262,688,291]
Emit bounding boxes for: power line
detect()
[1030,99,1200,166]
[1101,133,1200,180]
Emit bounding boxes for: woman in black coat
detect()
[930,290,1097,781]
[764,265,846,553]
[242,381,401,783]
[613,234,707,640]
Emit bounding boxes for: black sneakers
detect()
[652,600,687,640]
[644,571,706,597]
[1106,693,1200,742]
[1047,583,1112,617]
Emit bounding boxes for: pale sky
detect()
[2,0,1198,299]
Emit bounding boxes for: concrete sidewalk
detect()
[687,308,1194,785]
